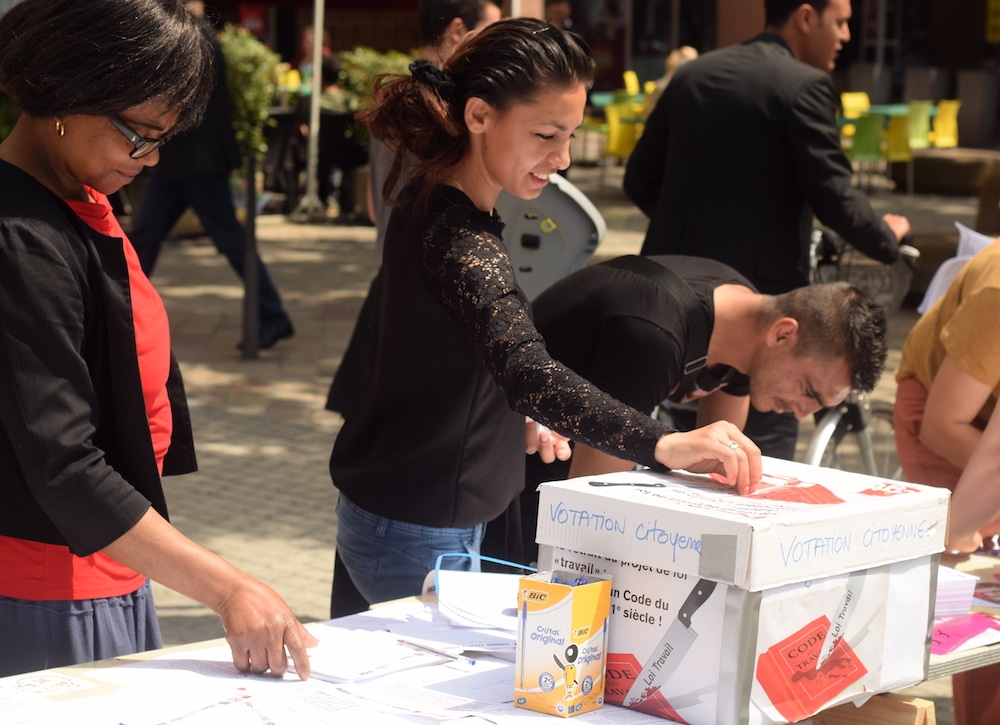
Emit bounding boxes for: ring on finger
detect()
[727,440,740,451]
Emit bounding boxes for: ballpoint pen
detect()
[588,480,666,487]
[519,596,528,688]
[397,638,476,665]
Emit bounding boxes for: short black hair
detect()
[773,282,888,393]
[765,0,830,28]
[0,0,214,133]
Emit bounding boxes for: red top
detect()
[0,189,172,600]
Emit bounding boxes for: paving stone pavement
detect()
[144,162,977,722]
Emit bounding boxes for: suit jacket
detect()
[624,33,898,294]
[0,161,197,556]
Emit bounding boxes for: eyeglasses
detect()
[106,114,174,159]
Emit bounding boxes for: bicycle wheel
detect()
[817,400,901,479]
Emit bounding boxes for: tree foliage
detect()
[218,25,280,170]
[338,46,415,112]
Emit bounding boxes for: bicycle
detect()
[801,229,920,479]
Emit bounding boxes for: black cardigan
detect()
[0,160,196,556]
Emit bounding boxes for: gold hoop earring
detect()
[55,119,65,137]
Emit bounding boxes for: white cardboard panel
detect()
[540,546,934,725]
[536,457,949,590]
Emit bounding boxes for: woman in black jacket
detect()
[0,0,315,678]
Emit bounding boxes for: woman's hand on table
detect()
[653,421,761,495]
[102,510,319,681]
[525,418,572,463]
[218,575,320,679]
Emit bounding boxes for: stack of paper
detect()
[300,628,449,683]
[935,565,980,617]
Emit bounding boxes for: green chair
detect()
[844,113,884,190]
[906,100,933,150]
[839,91,871,139]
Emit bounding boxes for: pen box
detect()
[515,571,611,717]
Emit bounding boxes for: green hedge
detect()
[218,24,280,172]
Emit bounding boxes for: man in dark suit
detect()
[130,1,294,349]
[623,0,910,459]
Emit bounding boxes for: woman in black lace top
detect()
[329,18,761,610]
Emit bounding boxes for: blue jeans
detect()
[335,495,485,606]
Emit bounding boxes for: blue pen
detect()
[519,597,528,687]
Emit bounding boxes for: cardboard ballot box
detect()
[535,458,950,725]
[515,571,612,717]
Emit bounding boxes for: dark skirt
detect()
[0,579,162,677]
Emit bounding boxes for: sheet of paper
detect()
[435,571,522,630]
[324,601,517,655]
[973,580,1000,608]
[0,685,74,724]
[291,627,450,682]
[328,656,513,720]
[932,612,1000,655]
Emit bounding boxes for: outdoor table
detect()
[4,557,999,724]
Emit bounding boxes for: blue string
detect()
[432,552,537,596]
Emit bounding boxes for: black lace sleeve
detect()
[421,202,673,469]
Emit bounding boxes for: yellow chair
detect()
[883,114,914,194]
[839,91,871,139]
[623,69,640,96]
[642,80,657,115]
[930,99,961,148]
[906,100,933,150]
[601,102,642,185]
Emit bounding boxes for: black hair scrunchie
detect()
[409,59,458,102]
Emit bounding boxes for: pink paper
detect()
[932,612,1000,655]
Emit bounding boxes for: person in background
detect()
[545,0,573,30]
[309,54,368,219]
[642,45,697,119]
[623,0,910,461]
[894,237,1000,725]
[0,0,315,678]
[325,0,502,418]
[947,402,1000,554]
[894,238,1000,497]
[129,0,295,350]
[329,17,762,617]
[518,256,887,562]
[291,24,333,85]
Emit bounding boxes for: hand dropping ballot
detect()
[515,571,611,717]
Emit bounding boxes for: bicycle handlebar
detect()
[810,228,920,270]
